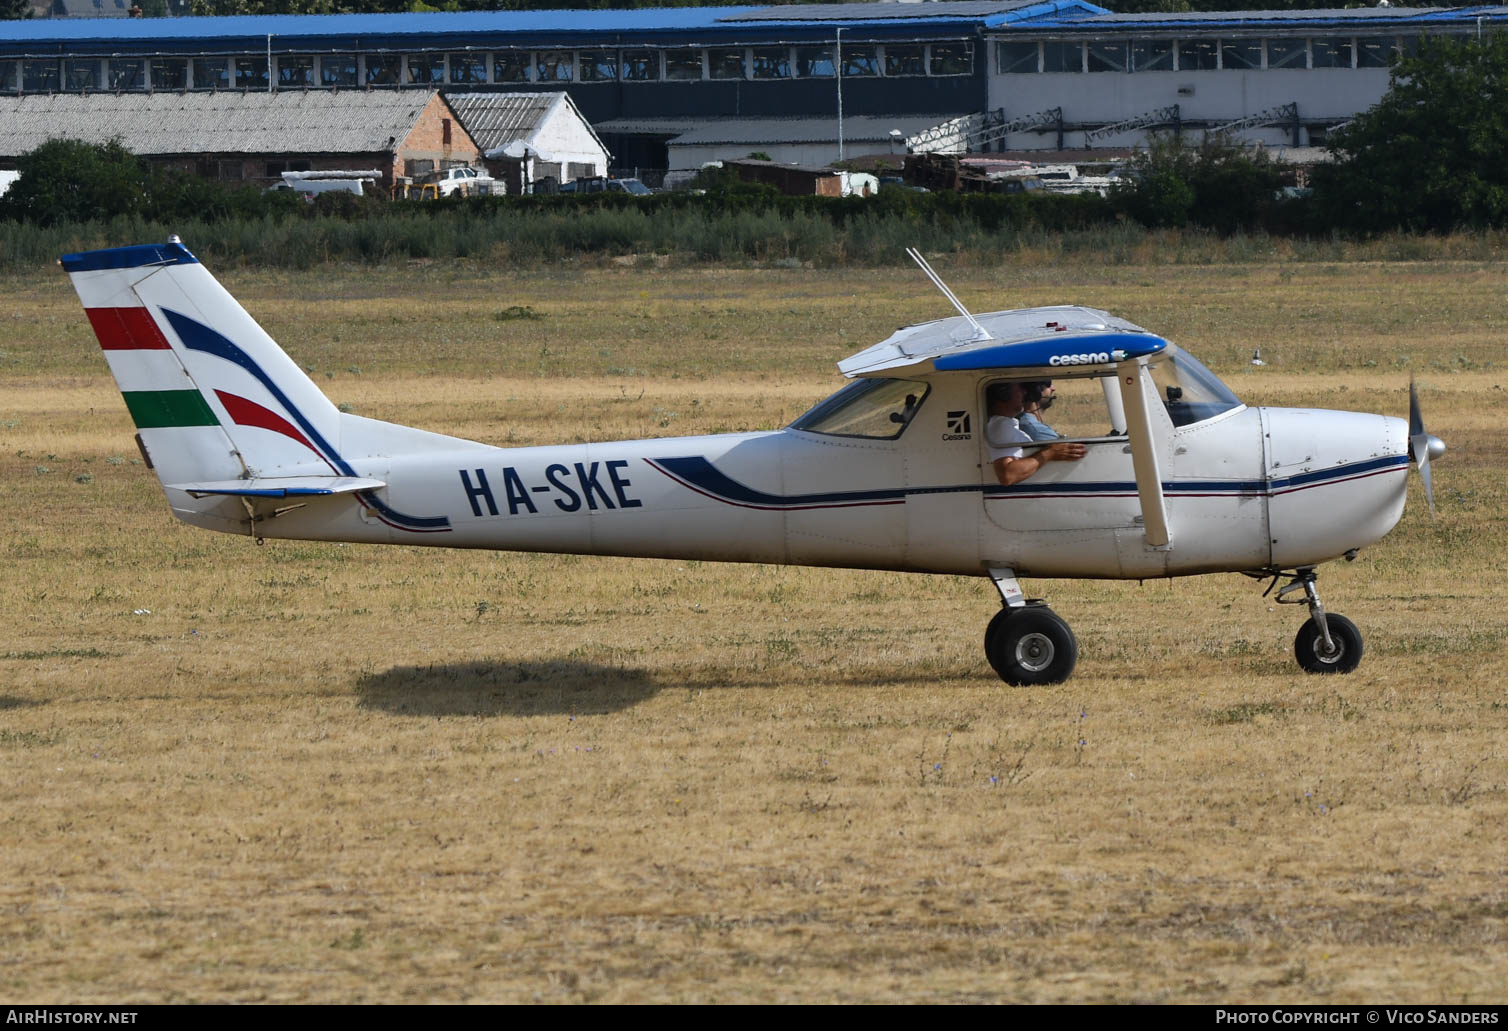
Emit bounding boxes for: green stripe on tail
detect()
[122,389,219,429]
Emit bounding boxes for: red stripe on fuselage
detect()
[85,307,172,351]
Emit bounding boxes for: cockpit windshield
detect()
[789,378,930,439]
[1147,344,1242,427]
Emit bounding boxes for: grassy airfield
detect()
[1,259,1505,1003]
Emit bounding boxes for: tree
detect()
[1115,133,1282,233]
[1312,33,1508,233]
[0,139,154,226]
[0,0,33,19]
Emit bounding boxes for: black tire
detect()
[1294,613,1363,675]
[985,606,1077,686]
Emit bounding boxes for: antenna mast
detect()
[905,247,990,341]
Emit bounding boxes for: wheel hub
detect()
[1015,632,1055,673]
[1312,637,1344,663]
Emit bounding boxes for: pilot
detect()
[986,381,1086,486]
[1018,381,1060,441]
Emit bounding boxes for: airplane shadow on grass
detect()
[354,660,659,717]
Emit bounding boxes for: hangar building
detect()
[1,1,1504,171]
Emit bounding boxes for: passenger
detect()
[1018,381,1060,441]
[985,381,1086,486]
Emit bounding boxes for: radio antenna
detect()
[906,247,990,341]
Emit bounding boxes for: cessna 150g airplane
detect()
[63,239,1444,685]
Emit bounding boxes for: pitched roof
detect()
[444,91,556,150]
[446,90,606,160]
[0,90,444,157]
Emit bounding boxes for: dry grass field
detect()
[1,258,1505,1003]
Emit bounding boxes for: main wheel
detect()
[984,606,1077,685]
[1294,613,1363,674]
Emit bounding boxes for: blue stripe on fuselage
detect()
[649,454,1407,510]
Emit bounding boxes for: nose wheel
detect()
[984,567,1078,685]
[1262,568,1365,675]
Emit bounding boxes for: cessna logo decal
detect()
[1050,351,1110,367]
[943,411,972,441]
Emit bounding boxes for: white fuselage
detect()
[173,370,1412,581]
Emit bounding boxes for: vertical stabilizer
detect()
[63,240,345,487]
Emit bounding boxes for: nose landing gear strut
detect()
[1258,567,1364,675]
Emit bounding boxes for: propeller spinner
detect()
[1408,379,1447,516]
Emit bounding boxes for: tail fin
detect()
[63,239,457,536]
[63,240,344,485]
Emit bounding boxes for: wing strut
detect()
[1116,358,1173,550]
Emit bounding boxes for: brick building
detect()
[0,89,482,192]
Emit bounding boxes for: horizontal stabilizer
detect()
[168,476,386,499]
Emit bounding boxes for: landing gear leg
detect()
[983,567,1078,686]
[1276,568,1363,674]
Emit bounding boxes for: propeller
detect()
[1408,378,1447,517]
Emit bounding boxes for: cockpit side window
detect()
[790,378,930,440]
[1146,344,1242,427]
[981,373,1125,442]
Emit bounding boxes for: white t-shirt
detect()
[986,415,1030,462]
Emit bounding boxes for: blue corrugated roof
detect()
[3,1,1500,51]
[1003,3,1508,31]
[0,2,1109,49]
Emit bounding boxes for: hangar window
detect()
[236,56,270,89]
[1088,41,1129,73]
[752,47,791,79]
[1356,37,1395,68]
[151,57,188,90]
[622,50,659,80]
[1311,38,1354,68]
[1042,42,1083,73]
[64,59,99,91]
[536,51,573,82]
[840,46,879,77]
[1221,39,1261,70]
[107,59,141,91]
[797,46,835,77]
[275,56,311,87]
[930,42,972,75]
[449,53,487,84]
[278,56,314,88]
[709,48,746,79]
[1177,39,1219,70]
[1131,40,1172,71]
[1266,39,1307,69]
[665,50,702,80]
[0,61,14,92]
[322,54,358,87]
[406,53,444,84]
[790,378,931,441]
[580,51,618,81]
[22,59,59,92]
[492,52,530,83]
[885,45,926,76]
[997,41,1038,74]
[1398,36,1420,59]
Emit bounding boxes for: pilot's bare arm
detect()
[993,442,1088,486]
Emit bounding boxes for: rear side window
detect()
[791,378,930,440]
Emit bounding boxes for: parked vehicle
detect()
[429,166,499,197]
[560,176,652,196]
